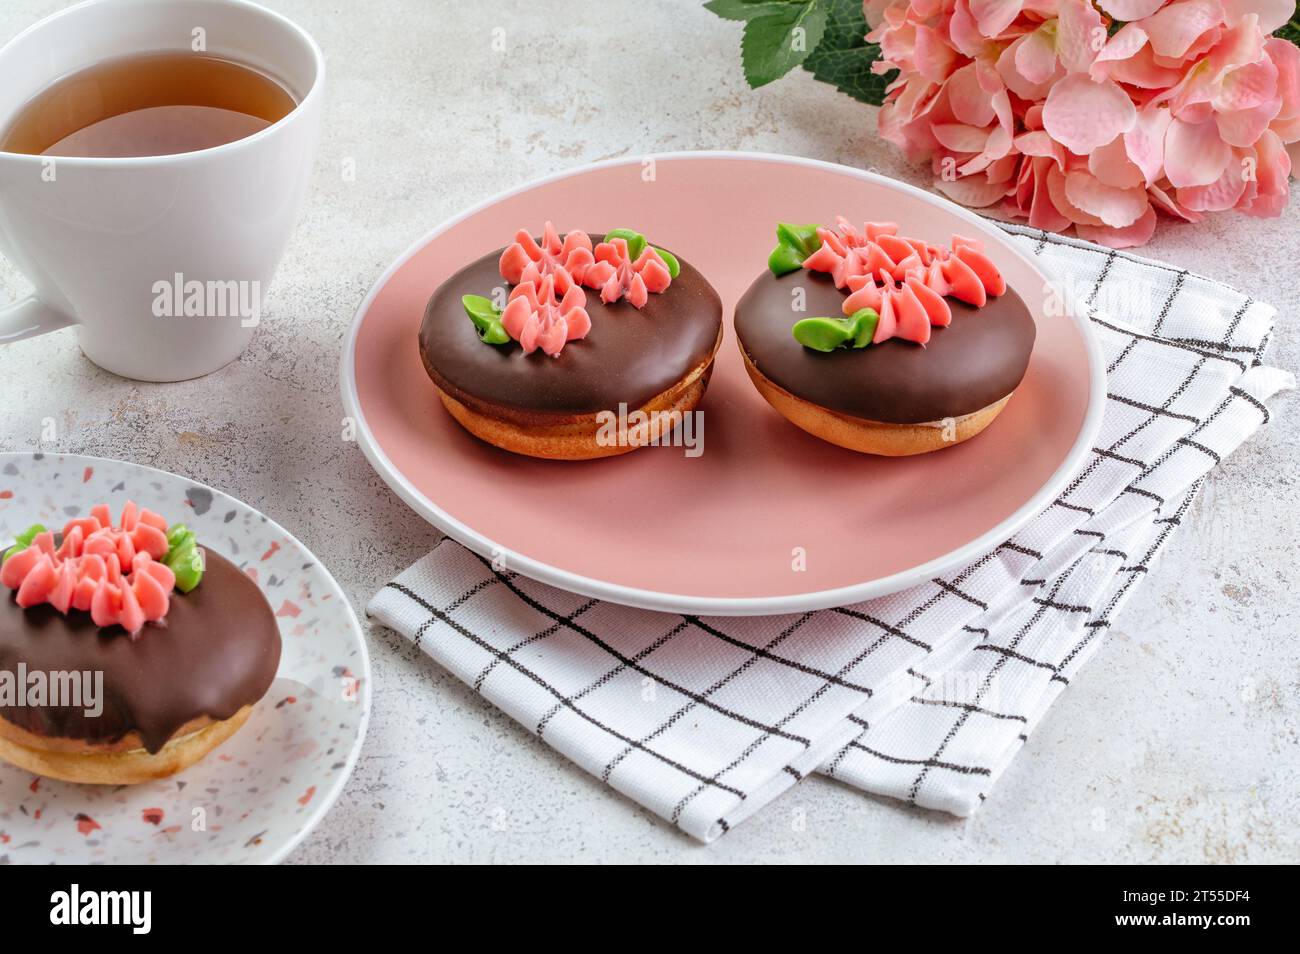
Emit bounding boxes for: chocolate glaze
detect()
[419,238,723,417]
[734,269,1037,424]
[0,547,281,754]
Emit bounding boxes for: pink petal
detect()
[1025,157,1074,231]
[1176,158,1251,211]
[1245,129,1291,202]
[1107,46,1185,88]
[968,0,1024,36]
[1042,76,1137,154]
[1015,27,1059,84]
[1064,170,1150,227]
[1221,0,1295,32]
[1056,0,1105,73]
[1089,136,1146,188]
[1147,183,1204,221]
[986,152,1020,183]
[1164,117,1233,187]
[1091,24,1149,78]
[915,25,958,83]
[999,34,1057,99]
[1096,0,1165,17]
[934,173,1013,207]
[1266,38,1300,122]
[1124,106,1173,184]
[1142,0,1225,60]
[948,0,987,57]
[1015,130,1066,166]
[1216,96,1283,147]
[1046,164,1106,225]
[1214,57,1279,113]
[1075,206,1159,248]
[932,123,991,152]
[946,64,997,127]
[1207,14,1265,82]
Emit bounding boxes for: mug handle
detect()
[0,296,75,344]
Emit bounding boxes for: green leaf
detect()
[461,294,510,345]
[704,0,797,21]
[791,308,878,351]
[741,2,828,88]
[849,307,879,348]
[792,315,854,351]
[769,222,822,275]
[163,525,204,593]
[800,0,894,106]
[1277,14,1300,47]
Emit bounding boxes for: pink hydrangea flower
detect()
[869,0,1299,246]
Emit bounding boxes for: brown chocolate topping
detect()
[734,269,1036,424]
[418,238,723,417]
[0,547,281,754]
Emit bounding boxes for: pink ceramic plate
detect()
[341,153,1104,615]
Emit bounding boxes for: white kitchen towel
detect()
[368,224,1293,842]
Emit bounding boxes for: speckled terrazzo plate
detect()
[0,453,370,864]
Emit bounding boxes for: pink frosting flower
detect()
[500,273,593,357]
[499,221,595,292]
[803,218,1006,343]
[870,0,1299,246]
[0,502,177,636]
[584,237,674,307]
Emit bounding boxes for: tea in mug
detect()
[0,51,297,158]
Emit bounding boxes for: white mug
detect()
[0,0,323,381]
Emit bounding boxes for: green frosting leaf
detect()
[461,294,510,345]
[163,523,204,593]
[3,523,47,562]
[769,222,822,275]
[792,308,878,351]
[850,307,879,348]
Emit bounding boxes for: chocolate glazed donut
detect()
[419,236,724,460]
[0,548,281,783]
[734,269,1036,455]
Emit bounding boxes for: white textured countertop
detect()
[1,0,1297,864]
